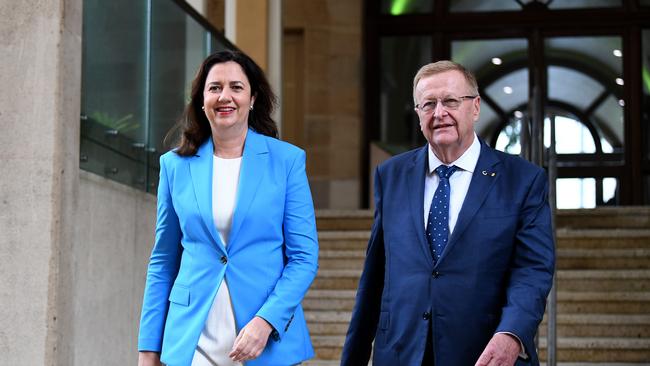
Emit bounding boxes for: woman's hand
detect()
[138,351,162,366]
[229,316,273,362]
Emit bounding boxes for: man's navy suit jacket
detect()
[341,141,555,366]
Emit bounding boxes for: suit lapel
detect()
[188,138,227,254]
[227,129,269,250]
[442,141,501,261]
[407,145,434,263]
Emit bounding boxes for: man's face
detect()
[414,70,480,160]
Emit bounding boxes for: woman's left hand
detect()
[229,316,273,362]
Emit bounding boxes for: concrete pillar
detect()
[0,0,82,364]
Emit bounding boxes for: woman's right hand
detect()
[138,351,162,366]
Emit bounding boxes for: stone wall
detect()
[283,0,363,209]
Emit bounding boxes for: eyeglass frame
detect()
[414,95,479,113]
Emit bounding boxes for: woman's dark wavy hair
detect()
[168,50,278,156]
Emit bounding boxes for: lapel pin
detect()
[482,170,487,176]
[482,170,497,177]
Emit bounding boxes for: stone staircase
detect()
[304,207,650,365]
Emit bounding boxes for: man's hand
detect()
[138,351,162,366]
[474,333,520,366]
[229,316,273,362]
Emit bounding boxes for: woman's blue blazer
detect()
[138,129,319,366]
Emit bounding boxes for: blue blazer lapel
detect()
[443,141,501,261]
[407,145,434,263]
[188,138,227,254]
[227,129,269,249]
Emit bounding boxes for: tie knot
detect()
[435,165,457,179]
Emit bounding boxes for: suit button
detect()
[432,271,439,278]
[422,312,431,320]
[220,256,227,264]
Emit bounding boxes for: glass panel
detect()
[81,0,148,190]
[449,0,520,12]
[643,0,650,6]
[381,0,433,15]
[497,115,603,155]
[149,1,211,192]
[556,177,618,208]
[546,36,623,155]
[643,30,650,160]
[484,68,529,114]
[210,34,228,54]
[545,116,595,153]
[548,0,621,9]
[548,66,604,111]
[379,36,432,150]
[81,0,229,193]
[557,178,596,208]
[645,176,650,204]
[495,114,523,155]
[452,38,528,146]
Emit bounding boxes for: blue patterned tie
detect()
[427,165,457,263]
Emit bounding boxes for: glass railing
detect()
[80,0,232,194]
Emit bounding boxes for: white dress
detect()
[191,156,243,366]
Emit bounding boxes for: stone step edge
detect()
[318,248,650,258]
[305,289,650,301]
[306,311,650,325]
[317,229,650,240]
[315,269,650,279]
[310,335,650,349]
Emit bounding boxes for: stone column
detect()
[0,0,82,364]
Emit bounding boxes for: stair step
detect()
[316,210,373,231]
[539,314,650,337]
[556,207,650,229]
[556,291,650,314]
[317,247,650,270]
[309,336,650,362]
[304,291,650,314]
[556,229,650,249]
[312,269,650,291]
[538,337,650,363]
[557,248,650,269]
[557,270,650,292]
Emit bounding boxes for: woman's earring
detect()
[201,106,205,111]
[249,105,254,110]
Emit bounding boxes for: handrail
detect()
[547,116,558,366]
[523,84,557,365]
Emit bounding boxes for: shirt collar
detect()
[428,133,481,174]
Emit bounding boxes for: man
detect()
[341,61,555,366]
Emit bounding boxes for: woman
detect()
[137,50,319,366]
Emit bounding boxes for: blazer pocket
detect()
[168,284,190,306]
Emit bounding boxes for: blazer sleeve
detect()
[340,167,386,366]
[496,168,555,354]
[256,149,319,340]
[138,155,183,352]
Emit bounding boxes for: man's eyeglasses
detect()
[415,95,478,112]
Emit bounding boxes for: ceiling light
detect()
[492,57,502,65]
[503,86,513,94]
[616,78,624,86]
[613,49,622,58]
[618,99,625,107]
[514,110,524,118]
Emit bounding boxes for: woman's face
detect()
[202,61,255,133]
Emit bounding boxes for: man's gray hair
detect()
[413,60,479,103]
